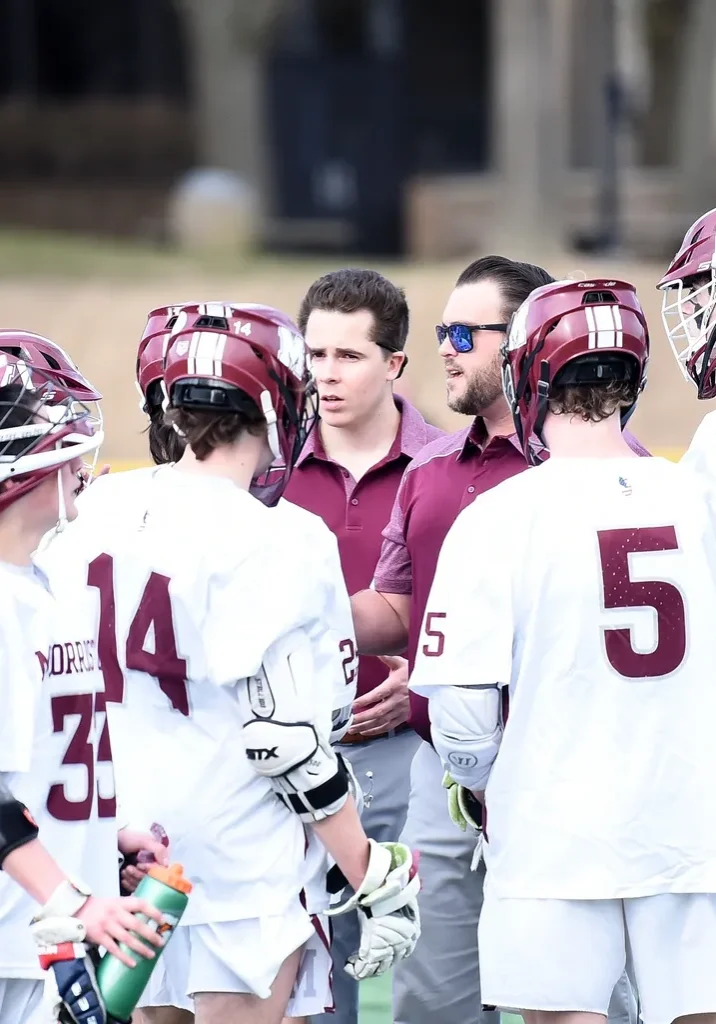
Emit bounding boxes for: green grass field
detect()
[359,972,392,1022]
[358,973,523,1023]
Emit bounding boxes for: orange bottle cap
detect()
[147,863,193,894]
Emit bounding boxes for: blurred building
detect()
[0,0,710,258]
[0,0,192,240]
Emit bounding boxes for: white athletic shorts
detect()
[479,877,716,1024]
[139,905,332,1016]
[0,978,46,1024]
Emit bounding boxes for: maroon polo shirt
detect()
[284,397,444,698]
[372,424,651,742]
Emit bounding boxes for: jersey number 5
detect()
[88,553,189,714]
[597,526,686,679]
[421,612,446,658]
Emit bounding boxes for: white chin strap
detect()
[45,430,104,544]
[34,462,72,554]
[56,464,68,534]
[160,381,186,438]
[260,390,280,459]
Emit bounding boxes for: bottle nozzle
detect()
[147,862,193,894]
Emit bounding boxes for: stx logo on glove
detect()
[246,747,279,761]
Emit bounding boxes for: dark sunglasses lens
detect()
[449,324,474,352]
[436,324,474,351]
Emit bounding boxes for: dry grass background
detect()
[0,232,711,463]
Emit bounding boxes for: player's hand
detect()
[442,772,484,834]
[118,825,170,862]
[328,840,420,979]
[119,861,144,895]
[118,824,170,893]
[348,656,410,736]
[75,895,165,967]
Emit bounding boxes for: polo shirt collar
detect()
[458,417,544,460]
[296,395,429,467]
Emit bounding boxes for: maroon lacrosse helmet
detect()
[136,303,202,412]
[136,302,302,411]
[0,330,101,404]
[163,302,315,505]
[0,352,102,515]
[501,279,649,464]
[658,208,716,399]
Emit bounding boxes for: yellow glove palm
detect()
[441,772,483,834]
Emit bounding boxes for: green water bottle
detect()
[96,863,192,1022]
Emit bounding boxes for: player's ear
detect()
[386,351,408,382]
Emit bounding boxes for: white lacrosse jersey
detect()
[273,496,357,744]
[681,409,716,482]
[0,561,118,978]
[38,467,170,827]
[411,455,716,900]
[274,497,358,916]
[65,467,355,926]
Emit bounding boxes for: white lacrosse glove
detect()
[327,839,420,980]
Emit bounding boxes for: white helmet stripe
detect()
[586,305,623,349]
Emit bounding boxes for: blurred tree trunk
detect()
[616,0,651,169]
[489,0,571,258]
[675,0,716,220]
[638,0,686,166]
[177,0,287,220]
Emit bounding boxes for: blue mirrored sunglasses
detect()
[435,322,509,353]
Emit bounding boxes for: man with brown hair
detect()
[283,268,441,1024]
[412,277,716,1024]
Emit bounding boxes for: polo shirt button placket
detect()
[346,494,362,528]
[460,483,478,511]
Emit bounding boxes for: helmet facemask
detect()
[660,269,716,398]
[0,339,104,485]
[0,367,103,535]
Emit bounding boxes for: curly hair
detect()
[548,379,641,422]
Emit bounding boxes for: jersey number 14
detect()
[88,553,189,714]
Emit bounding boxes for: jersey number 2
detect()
[88,553,189,714]
[597,526,686,679]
